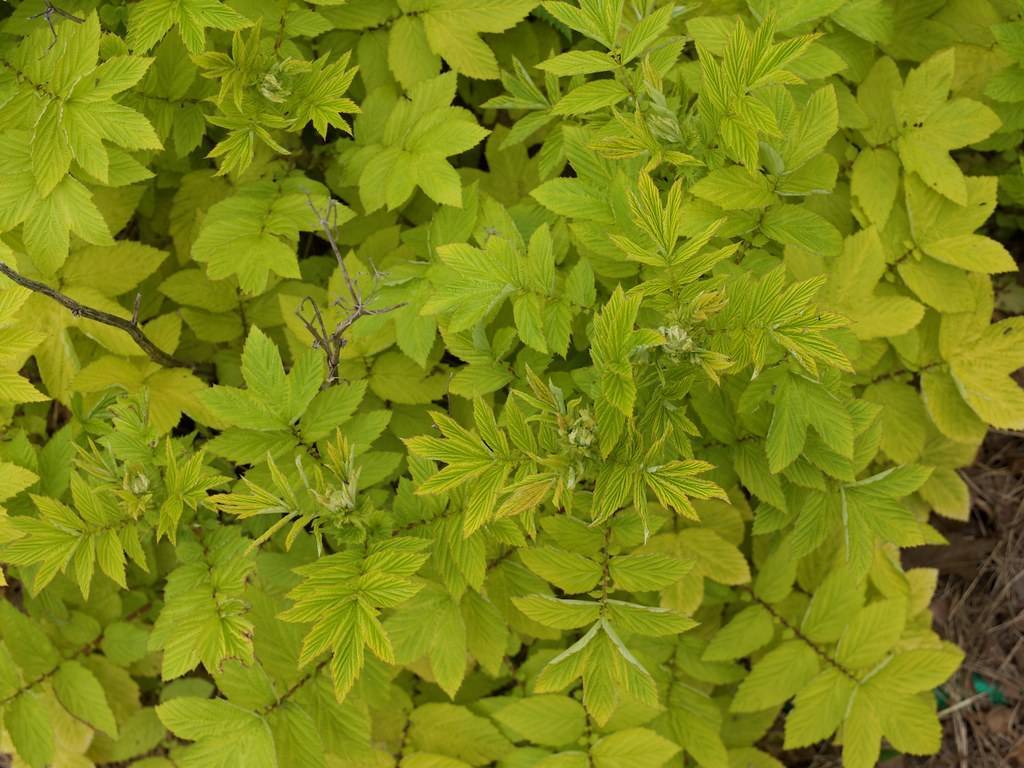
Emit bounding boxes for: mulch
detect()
[897,428,1024,768]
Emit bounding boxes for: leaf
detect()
[493,695,586,747]
[920,368,987,442]
[520,546,602,594]
[784,668,855,749]
[621,5,673,64]
[128,0,252,54]
[691,166,777,210]
[370,351,447,405]
[430,593,469,699]
[0,371,49,404]
[897,257,977,313]
[800,567,864,644]
[192,180,327,294]
[591,727,681,768]
[269,702,327,768]
[157,697,276,764]
[52,660,119,737]
[591,287,645,455]
[408,703,513,765]
[62,243,168,297]
[552,80,630,116]
[5,692,55,768]
[389,15,441,88]
[241,327,288,403]
[871,690,941,756]
[606,600,696,636]
[919,468,970,521]
[921,234,1016,273]
[835,599,906,669]
[676,528,751,585]
[300,381,367,442]
[512,595,602,629]
[280,538,429,700]
[532,178,612,221]
[644,460,726,519]
[148,528,256,680]
[702,605,774,662]
[419,0,537,79]
[851,147,900,227]
[761,204,842,256]
[825,228,924,340]
[730,641,819,712]
[101,622,152,666]
[841,690,882,768]
[609,553,692,592]
[538,50,618,76]
[767,375,854,472]
[0,461,38,502]
[947,317,1024,428]
[868,645,964,695]
[896,86,1000,205]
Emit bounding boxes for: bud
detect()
[260,64,293,103]
[128,472,149,495]
[658,324,694,361]
[568,409,597,450]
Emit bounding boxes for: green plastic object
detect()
[972,673,1007,706]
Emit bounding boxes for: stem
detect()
[0,261,192,370]
[742,586,859,683]
[273,0,289,51]
[259,657,330,715]
[938,691,990,719]
[0,601,152,707]
[297,197,405,387]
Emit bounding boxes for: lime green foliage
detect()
[1,0,1022,766]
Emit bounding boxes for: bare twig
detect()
[298,196,405,386]
[308,194,359,308]
[0,260,191,370]
[29,0,84,51]
[939,690,992,719]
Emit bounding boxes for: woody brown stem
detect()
[0,261,192,370]
[298,197,404,387]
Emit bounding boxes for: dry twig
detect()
[0,260,191,370]
[26,0,84,50]
[296,196,404,386]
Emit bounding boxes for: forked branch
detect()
[29,0,85,50]
[296,196,404,386]
[0,260,191,370]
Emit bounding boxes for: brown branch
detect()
[309,194,359,307]
[0,260,192,370]
[299,197,405,387]
[29,0,85,51]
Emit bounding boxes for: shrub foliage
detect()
[1,1,1023,766]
